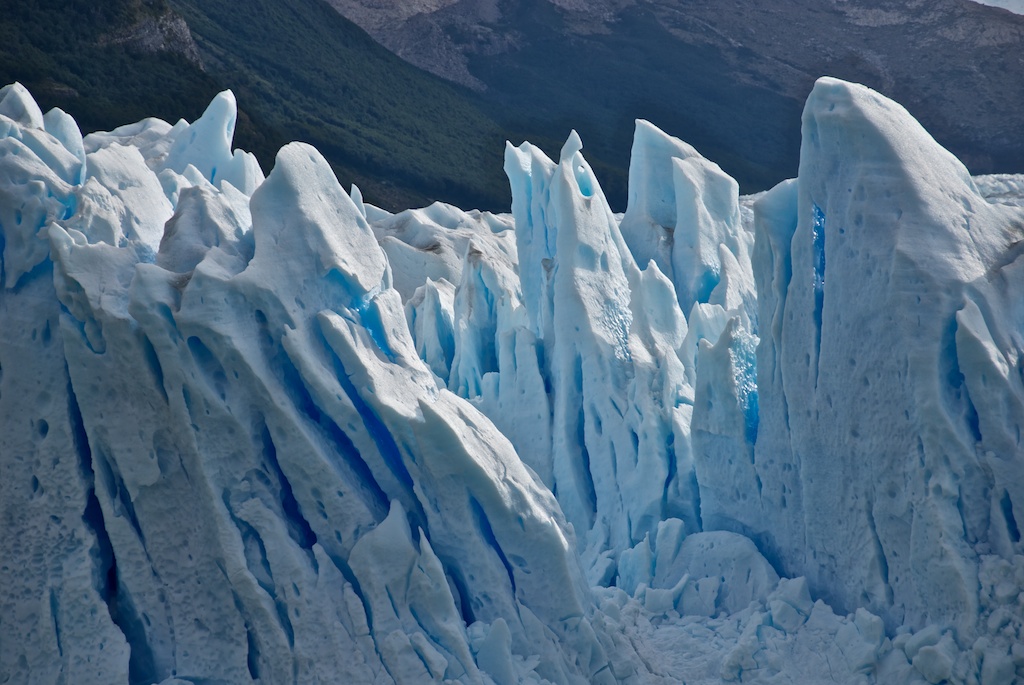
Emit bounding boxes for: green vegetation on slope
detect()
[468,0,804,207]
[0,0,515,211]
[168,0,510,211]
[0,0,228,139]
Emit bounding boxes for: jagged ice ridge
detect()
[1,77,1023,684]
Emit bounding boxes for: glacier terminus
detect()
[1,77,1023,684]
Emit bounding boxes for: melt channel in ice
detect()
[1,75,1023,685]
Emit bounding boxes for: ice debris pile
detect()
[1,77,1023,684]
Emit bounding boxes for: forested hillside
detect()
[0,0,512,210]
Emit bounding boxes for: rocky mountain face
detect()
[99,9,204,68]
[325,0,1024,196]
[0,0,223,137]
[972,0,1024,12]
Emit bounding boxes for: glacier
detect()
[0,76,1023,685]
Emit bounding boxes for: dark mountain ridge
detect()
[0,0,512,211]
[4,0,1022,212]
[326,0,1024,205]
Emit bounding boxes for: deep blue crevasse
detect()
[735,332,759,445]
[352,296,396,362]
[812,204,826,321]
[812,204,826,372]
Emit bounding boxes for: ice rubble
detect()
[1,76,1023,684]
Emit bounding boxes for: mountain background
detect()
[972,0,1024,12]
[3,0,1023,211]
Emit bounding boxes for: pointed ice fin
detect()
[559,129,583,163]
[350,184,366,219]
[619,119,704,280]
[0,83,44,129]
[43,108,86,183]
[163,90,238,187]
[248,142,388,300]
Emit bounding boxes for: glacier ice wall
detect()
[1,76,1024,685]
[0,85,636,685]
[698,77,1024,638]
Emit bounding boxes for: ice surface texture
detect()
[1,78,1023,685]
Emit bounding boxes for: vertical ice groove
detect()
[306,320,428,536]
[405,278,456,382]
[944,311,983,444]
[267,327,392,517]
[257,421,318,552]
[70,372,157,685]
[225,502,290,643]
[350,289,397,362]
[864,497,894,608]
[48,588,63,658]
[811,203,826,384]
[1000,490,1021,544]
[469,495,517,594]
[332,343,415,493]
[733,330,759,446]
[244,616,261,680]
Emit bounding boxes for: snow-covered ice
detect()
[1,77,1023,684]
